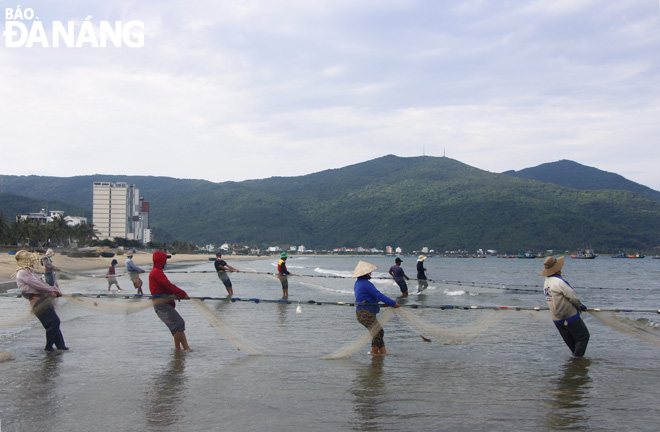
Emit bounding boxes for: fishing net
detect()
[321,307,395,360]
[0,305,33,329]
[521,309,551,322]
[65,294,167,314]
[190,299,263,355]
[588,311,660,348]
[395,308,503,345]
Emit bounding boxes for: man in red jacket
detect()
[149,251,190,351]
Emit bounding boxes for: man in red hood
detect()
[149,251,190,351]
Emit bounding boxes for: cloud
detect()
[1,0,659,189]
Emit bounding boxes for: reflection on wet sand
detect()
[544,358,592,430]
[145,351,188,431]
[351,355,386,431]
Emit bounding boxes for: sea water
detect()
[1,255,660,431]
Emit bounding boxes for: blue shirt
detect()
[389,265,406,282]
[354,278,396,314]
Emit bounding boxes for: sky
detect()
[1,0,660,189]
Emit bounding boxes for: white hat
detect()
[417,255,427,262]
[352,260,378,278]
[45,249,54,257]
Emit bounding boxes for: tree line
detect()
[0,212,100,249]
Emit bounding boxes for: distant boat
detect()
[208,257,216,261]
[571,249,596,259]
[611,252,645,258]
[517,252,537,259]
[100,252,115,258]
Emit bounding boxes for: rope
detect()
[1,292,657,314]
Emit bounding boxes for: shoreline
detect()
[0,252,267,292]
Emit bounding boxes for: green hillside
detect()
[2,156,660,252]
[503,160,660,202]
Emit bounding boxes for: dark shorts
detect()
[217,271,232,287]
[395,279,408,293]
[154,303,185,335]
[279,275,288,290]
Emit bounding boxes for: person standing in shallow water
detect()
[41,248,59,287]
[107,259,122,291]
[149,251,191,351]
[214,252,239,296]
[277,252,291,299]
[125,251,146,295]
[353,260,399,355]
[13,250,68,351]
[415,255,428,294]
[541,256,590,358]
[388,257,410,297]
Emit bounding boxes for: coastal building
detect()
[92,182,150,243]
[17,209,87,226]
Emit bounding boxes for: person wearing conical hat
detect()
[541,256,590,358]
[125,251,146,295]
[415,255,428,294]
[353,261,399,355]
[41,248,59,287]
[13,250,68,351]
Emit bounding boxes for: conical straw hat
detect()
[352,260,378,278]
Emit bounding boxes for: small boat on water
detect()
[611,252,645,258]
[100,252,115,258]
[571,249,596,259]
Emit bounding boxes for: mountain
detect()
[503,160,660,202]
[2,155,660,252]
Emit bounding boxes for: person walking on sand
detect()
[353,261,399,355]
[278,252,291,299]
[125,251,146,295]
[388,257,410,297]
[41,248,59,287]
[541,256,590,358]
[107,259,122,292]
[214,252,239,296]
[13,250,68,351]
[149,251,191,351]
[415,255,429,294]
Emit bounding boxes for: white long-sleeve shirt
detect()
[544,274,583,323]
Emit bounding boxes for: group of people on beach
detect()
[11,249,589,358]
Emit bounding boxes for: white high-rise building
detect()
[93,182,145,241]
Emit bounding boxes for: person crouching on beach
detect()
[353,260,399,355]
[541,256,590,358]
[149,251,191,351]
[13,250,68,351]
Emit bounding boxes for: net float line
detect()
[1,292,658,314]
